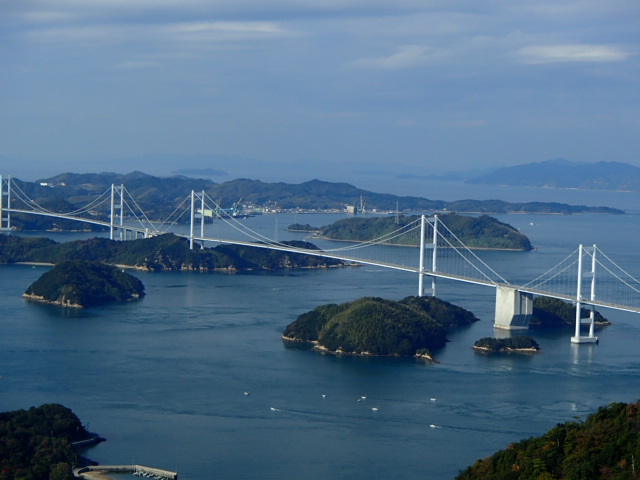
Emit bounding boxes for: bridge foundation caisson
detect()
[494,286,533,330]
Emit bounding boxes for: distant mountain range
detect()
[461,159,640,192]
[5,171,623,232]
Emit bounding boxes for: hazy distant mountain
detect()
[466,159,640,192]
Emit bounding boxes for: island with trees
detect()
[0,403,97,480]
[473,335,540,353]
[0,234,344,272]
[530,297,610,328]
[282,296,479,359]
[455,399,640,479]
[23,260,146,308]
[291,213,533,251]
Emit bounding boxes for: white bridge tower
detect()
[0,175,11,231]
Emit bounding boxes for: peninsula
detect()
[282,296,479,358]
[0,403,95,480]
[0,234,344,272]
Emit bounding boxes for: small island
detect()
[23,260,145,308]
[282,296,479,359]
[473,335,540,353]
[290,213,533,251]
[530,297,610,328]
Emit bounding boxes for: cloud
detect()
[518,44,630,64]
[168,21,297,43]
[349,45,437,70]
[115,60,164,70]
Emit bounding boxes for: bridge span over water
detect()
[2,175,640,344]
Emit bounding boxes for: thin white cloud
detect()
[115,60,164,70]
[349,45,437,70]
[168,21,297,43]
[518,44,630,64]
[25,20,297,48]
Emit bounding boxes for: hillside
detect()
[456,399,640,479]
[466,158,640,192]
[282,296,478,357]
[315,214,533,250]
[0,233,344,272]
[0,404,92,480]
[5,172,623,231]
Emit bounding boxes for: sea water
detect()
[1,183,640,479]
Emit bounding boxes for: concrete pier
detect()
[494,286,533,330]
[75,465,177,480]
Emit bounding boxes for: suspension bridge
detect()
[2,175,640,344]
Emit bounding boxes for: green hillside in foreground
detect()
[456,399,640,480]
[0,404,91,480]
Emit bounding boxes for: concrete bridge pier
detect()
[494,286,533,330]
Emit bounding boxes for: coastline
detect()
[472,345,540,353]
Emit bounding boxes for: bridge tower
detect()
[418,215,438,297]
[110,184,124,240]
[189,190,206,250]
[571,244,599,344]
[0,175,11,231]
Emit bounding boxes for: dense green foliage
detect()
[456,399,640,479]
[473,336,540,352]
[530,297,609,328]
[283,296,478,356]
[0,404,90,480]
[318,214,533,250]
[286,223,320,232]
[24,260,146,307]
[0,234,343,272]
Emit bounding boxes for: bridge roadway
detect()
[6,207,640,316]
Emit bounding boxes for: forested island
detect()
[456,399,640,479]
[290,213,533,251]
[23,260,145,308]
[0,404,96,480]
[282,296,479,359]
[0,234,344,272]
[473,336,540,353]
[530,297,610,328]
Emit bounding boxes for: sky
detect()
[1,1,639,193]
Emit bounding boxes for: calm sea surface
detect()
[2,183,640,479]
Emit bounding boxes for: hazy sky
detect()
[1,1,638,190]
